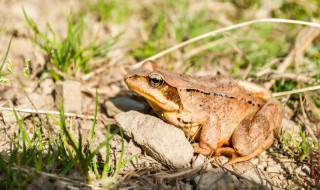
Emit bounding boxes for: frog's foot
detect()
[192,143,213,156]
[215,147,252,165]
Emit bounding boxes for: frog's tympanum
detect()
[124,60,283,164]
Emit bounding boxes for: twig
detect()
[133,18,320,68]
[0,106,115,123]
[272,85,320,97]
[268,73,314,83]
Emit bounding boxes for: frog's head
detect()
[124,60,181,111]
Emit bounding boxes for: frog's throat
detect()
[144,93,180,111]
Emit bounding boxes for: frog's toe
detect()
[225,155,251,165]
[215,147,236,157]
[192,143,212,156]
[215,147,247,165]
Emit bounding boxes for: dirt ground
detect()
[0,0,319,189]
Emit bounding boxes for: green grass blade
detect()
[113,129,125,176]
[89,90,100,179]
[88,137,115,162]
[0,35,13,72]
[101,124,112,179]
[59,159,76,175]
[59,100,78,150]
[13,109,32,148]
[22,7,40,34]
[0,154,7,173]
[89,90,98,150]
[58,100,89,176]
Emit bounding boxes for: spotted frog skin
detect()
[124,60,283,164]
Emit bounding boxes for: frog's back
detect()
[161,72,263,105]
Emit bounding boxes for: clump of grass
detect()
[86,0,131,23]
[281,125,317,162]
[131,0,221,64]
[23,8,118,79]
[272,1,320,20]
[0,92,135,188]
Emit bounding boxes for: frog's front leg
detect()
[192,116,221,156]
[216,99,283,164]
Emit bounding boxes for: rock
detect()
[181,182,193,190]
[3,92,49,124]
[115,111,193,168]
[266,164,282,173]
[192,154,205,168]
[193,168,234,190]
[233,162,264,185]
[55,80,82,113]
[105,96,149,117]
[40,77,55,95]
[192,154,214,171]
[126,140,142,155]
[242,167,263,185]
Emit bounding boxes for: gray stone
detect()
[55,80,82,113]
[115,111,193,168]
[194,168,234,190]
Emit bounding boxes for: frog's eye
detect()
[148,73,164,88]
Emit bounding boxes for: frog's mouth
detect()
[125,77,179,111]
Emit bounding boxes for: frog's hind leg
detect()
[215,134,275,165]
[217,99,283,165]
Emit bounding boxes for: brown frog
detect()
[124,60,283,164]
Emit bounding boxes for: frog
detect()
[124,60,283,164]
